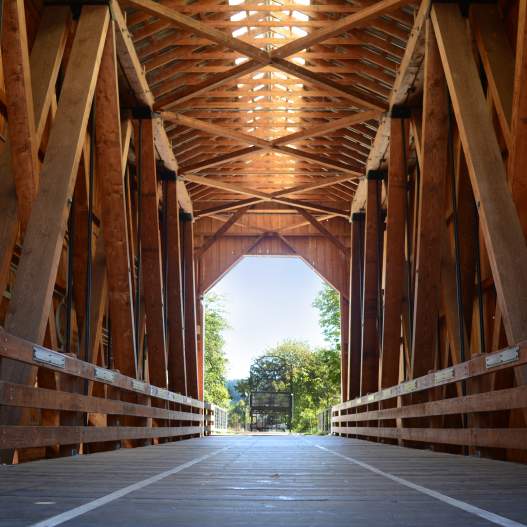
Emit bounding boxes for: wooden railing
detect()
[0,328,207,456]
[331,342,527,452]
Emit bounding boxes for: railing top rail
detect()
[0,328,204,409]
[334,342,527,412]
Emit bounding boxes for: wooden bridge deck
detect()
[2,435,527,527]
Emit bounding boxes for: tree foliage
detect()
[236,340,340,432]
[312,284,341,349]
[204,294,230,408]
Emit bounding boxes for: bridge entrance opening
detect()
[203,255,342,434]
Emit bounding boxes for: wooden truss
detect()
[0,0,526,464]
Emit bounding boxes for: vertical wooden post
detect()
[139,118,168,388]
[196,294,205,402]
[380,113,407,389]
[340,293,349,402]
[509,0,527,236]
[1,0,38,232]
[432,4,527,346]
[95,22,136,378]
[0,6,69,303]
[0,6,109,391]
[411,20,449,379]
[361,173,382,395]
[166,181,187,395]
[182,213,199,399]
[348,212,364,400]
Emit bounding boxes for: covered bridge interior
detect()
[1,0,527,525]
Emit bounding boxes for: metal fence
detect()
[317,408,332,434]
[204,403,228,434]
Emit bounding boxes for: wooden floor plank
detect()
[1,435,527,526]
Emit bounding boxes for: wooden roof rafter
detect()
[120,0,418,220]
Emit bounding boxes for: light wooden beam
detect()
[131,0,389,112]
[271,0,410,59]
[181,146,266,173]
[272,111,382,146]
[170,112,363,175]
[0,6,69,301]
[161,111,270,148]
[432,4,527,345]
[1,0,39,231]
[0,5,110,423]
[273,145,362,175]
[155,60,263,109]
[270,57,386,111]
[123,0,269,62]
[193,176,354,219]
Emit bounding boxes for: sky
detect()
[208,256,328,380]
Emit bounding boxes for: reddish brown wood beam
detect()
[380,115,407,389]
[411,21,449,378]
[196,207,251,259]
[138,118,168,388]
[348,212,364,400]
[182,214,199,399]
[166,181,187,396]
[1,0,39,231]
[96,22,137,378]
[0,6,110,434]
[361,174,382,395]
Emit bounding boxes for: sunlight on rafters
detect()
[228,0,311,147]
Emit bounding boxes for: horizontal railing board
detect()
[332,427,527,450]
[0,381,204,422]
[0,426,203,449]
[0,328,203,409]
[334,342,527,412]
[332,385,527,422]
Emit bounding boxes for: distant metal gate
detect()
[249,391,293,432]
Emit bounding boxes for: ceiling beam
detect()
[352,0,431,212]
[269,58,386,111]
[161,111,270,148]
[180,146,267,172]
[294,207,350,257]
[270,0,411,59]
[154,59,263,109]
[272,110,383,145]
[127,0,391,111]
[122,0,268,62]
[182,173,271,200]
[111,0,193,212]
[193,176,352,218]
[273,145,363,175]
[196,207,251,259]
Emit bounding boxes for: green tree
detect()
[238,340,340,432]
[204,293,230,408]
[312,283,341,349]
